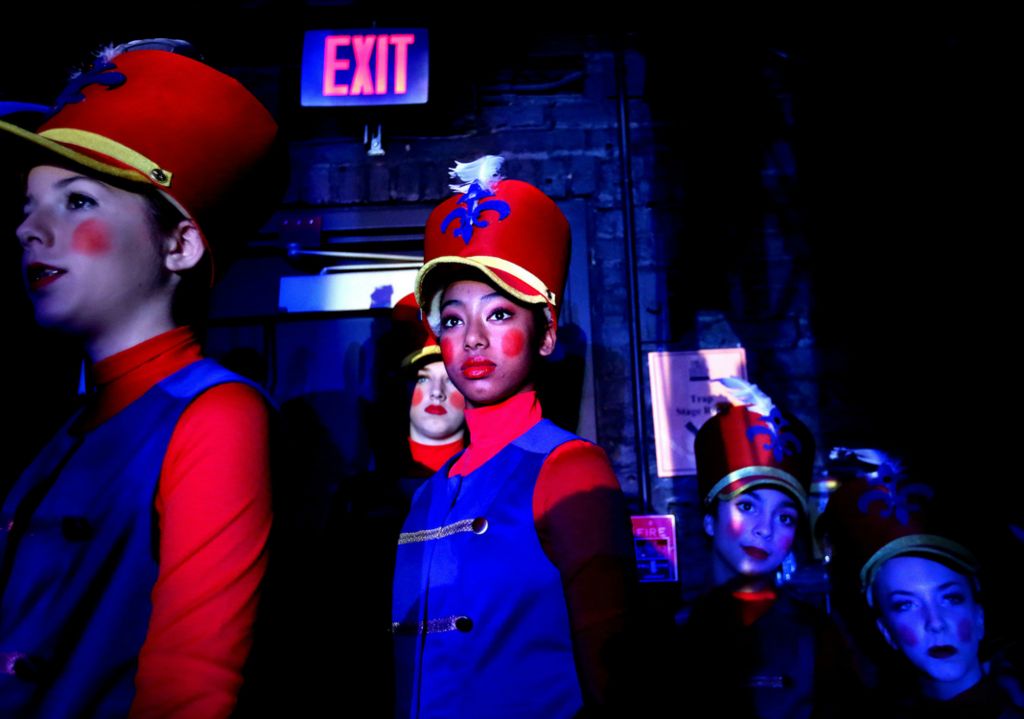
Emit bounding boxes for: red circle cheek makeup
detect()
[411,387,424,406]
[501,328,525,357]
[895,624,920,647]
[727,514,745,538]
[440,336,455,365]
[449,391,465,410]
[71,219,112,255]
[957,618,974,643]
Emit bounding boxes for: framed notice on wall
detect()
[647,348,748,477]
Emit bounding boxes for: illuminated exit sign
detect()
[301,29,429,106]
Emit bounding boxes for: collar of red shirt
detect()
[450,390,542,476]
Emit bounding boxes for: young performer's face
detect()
[873,556,984,700]
[704,487,799,583]
[437,279,554,408]
[17,165,173,338]
[409,359,466,443]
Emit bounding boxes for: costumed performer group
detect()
[0,34,1020,719]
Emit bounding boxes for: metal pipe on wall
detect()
[614,45,651,512]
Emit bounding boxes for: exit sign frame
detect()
[301,28,429,107]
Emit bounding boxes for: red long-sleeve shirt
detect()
[78,327,272,719]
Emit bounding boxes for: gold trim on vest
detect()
[398,517,488,545]
[391,615,474,635]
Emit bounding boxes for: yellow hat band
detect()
[401,345,441,368]
[416,255,557,310]
[40,127,173,187]
[471,256,557,306]
[705,465,808,511]
[861,534,979,591]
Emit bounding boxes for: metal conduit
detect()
[614,45,651,512]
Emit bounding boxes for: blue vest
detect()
[0,359,257,718]
[392,419,584,719]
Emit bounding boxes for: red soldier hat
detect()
[695,378,816,512]
[392,292,441,368]
[0,39,281,266]
[818,449,977,594]
[415,156,570,332]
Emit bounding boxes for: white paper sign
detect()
[648,348,748,477]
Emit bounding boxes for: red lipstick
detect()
[927,645,958,659]
[26,262,66,291]
[742,546,769,561]
[425,405,447,415]
[462,357,496,379]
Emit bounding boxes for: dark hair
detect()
[528,303,551,348]
[129,186,212,327]
[141,185,187,236]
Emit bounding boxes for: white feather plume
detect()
[827,447,897,473]
[72,38,195,80]
[449,155,505,193]
[827,447,887,466]
[713,377,775,417]
[68,43,117,80]
[95,43,121,66]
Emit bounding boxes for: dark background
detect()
[2,3,1018,625]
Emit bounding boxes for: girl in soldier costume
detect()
[0,39,282,717]
[391,156,634,718]
[822,457,1024,718]
[675,379,861,718]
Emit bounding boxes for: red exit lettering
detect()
[322,33,416,97]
